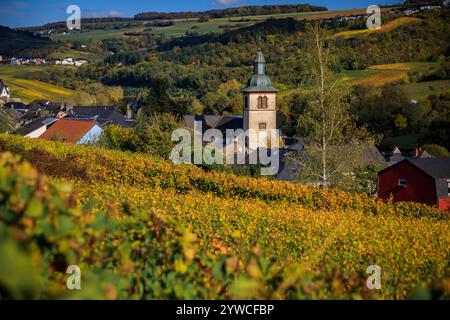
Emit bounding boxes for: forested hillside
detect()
[0,26,57,57]
[1,8,449,153]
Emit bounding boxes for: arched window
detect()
[257,96,268,109]
[263,96,268,108]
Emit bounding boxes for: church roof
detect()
[241,84,278,93]
[183,115,243,135]
[243,74,278,93]
[242,50,279,93]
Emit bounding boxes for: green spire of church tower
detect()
[242,49,278,93]
[254,48,266,75]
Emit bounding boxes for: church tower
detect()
[241,49,279,135]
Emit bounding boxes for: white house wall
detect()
[77,125,103,144]
[26,126,47,138]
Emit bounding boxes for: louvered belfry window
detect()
[257,96,268,109]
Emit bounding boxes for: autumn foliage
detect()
[0,134,448,299]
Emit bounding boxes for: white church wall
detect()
[244,92,277,134]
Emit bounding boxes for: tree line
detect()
[134,4,327,20]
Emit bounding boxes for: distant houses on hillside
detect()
[2,99,135,145]
[389,5,442,15]
[55,57,88,67]
[7,57,88,67]
[3,100,134,126]
[318,3,445,24]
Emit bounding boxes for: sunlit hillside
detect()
[0,65,92,104]
[0,134,448,299]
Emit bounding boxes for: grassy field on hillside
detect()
[366,62,439,73]
[0,65,92,104]
[334,17,420,39]
[47,48,96,60]
[53,28,137,42]
[342,62,440,87]
[3,61,443,106]
[0,64,74,78]
[0,135,448,299]
[344,62,449,102]
[403,80,450,101]
[278,62,448,102]
[282,62,444,97]
[54,8,394,41]
[5,79,79,103]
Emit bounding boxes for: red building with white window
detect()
[377,158,450,211]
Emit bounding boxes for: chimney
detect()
[415,145,420,157]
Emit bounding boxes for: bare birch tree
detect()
[293,23,373,188]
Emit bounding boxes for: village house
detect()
[18,117,58,138]
[389,3,444,15]
[39,119,103,144]
[388,145,432,166]
[7,101,134,138]
[7,57,48,65]
[15,101,69,125]
[55,58,87,67]
[378,157,450,211]
[419,5,442,11]
[74,60,88,67]
[66,106,135,128]
[10,57,22,65]
[3,101,31,113]
[3,100,69,128]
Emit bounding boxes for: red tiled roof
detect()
[39,119,97,143]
